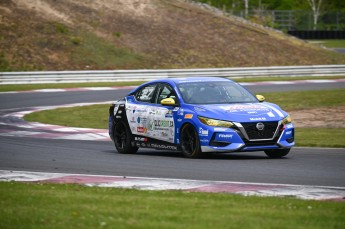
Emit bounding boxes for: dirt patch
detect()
[290,106,345,128]
[13,0,73,24]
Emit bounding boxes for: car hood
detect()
[192,102,288,122]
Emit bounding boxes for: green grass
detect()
[310,39,345,48]
[0,76,344,93]
[24,89,345,148]
[0,182,344,229]
[25,104,110,129]
[296,128,345,148]
[261,89,345,110]
[72,31,147,69]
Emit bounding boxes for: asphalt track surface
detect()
[0,82,344,187]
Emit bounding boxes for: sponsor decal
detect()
[200,139,209,143]
[199,127,209,136]
[130,116,136,123]
[218,134,233,139]
[194,107,206,112]
[177,118,183,122]
[148,120,155,131]
[161,132,168,137]
[286,123,293,129]
[221,104,268,111]
[250,117,267,121]
[214,127,227,132]
[285,131,292,135]
[135,137,148,142]
[154,120,174,127]
[220,104,271,115]
[165,114,173,118]
[115,115,122,119]
[184,114,193,119]
[137,127,147,133]
[178,108,184,116]
[149,143,177,150]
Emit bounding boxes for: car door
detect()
[126,83,177,143]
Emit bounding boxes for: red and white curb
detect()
[1,170,344,201]
[0,102,111,141]
[1,79,345,94]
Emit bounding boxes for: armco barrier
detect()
[1,65,345,84]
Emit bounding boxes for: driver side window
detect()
[156,84,177,104]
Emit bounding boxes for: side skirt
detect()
[132,135,181,151]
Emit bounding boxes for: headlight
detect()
[282,115,292,124]
[198,116,234,128]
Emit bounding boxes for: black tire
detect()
[180,124,203,158]
[264,148,290,159]
[113,121,138,154]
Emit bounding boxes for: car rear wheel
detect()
[113,121,138,154]
[180,124,202,158]
[264,148,290,159]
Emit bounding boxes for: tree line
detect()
[196,0,345,30]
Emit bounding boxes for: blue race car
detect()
[109,77,294,158]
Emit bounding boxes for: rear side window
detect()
[135,84,157,103]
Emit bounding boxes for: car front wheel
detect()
[113,121,138,154]
[264,148,290,159]
[180,124,203,158]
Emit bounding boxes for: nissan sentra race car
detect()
[109,77,294,158]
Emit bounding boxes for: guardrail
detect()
[1,65,345,84]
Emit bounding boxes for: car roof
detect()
[128,77,235,95]
[150,77,234,85]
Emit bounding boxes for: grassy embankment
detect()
[24,89,345,148]
[0,182,344,229]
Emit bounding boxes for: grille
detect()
[241,122,279,140]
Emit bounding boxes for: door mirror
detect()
[161,98,176,106]
[256,94,265,102]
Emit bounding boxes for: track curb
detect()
[1,170,344,201]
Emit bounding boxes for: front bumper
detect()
[199,122,295,153]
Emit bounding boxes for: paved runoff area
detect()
[1,170,344,201]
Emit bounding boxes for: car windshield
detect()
[178,81,257,104]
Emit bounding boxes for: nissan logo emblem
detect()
[256,122,265,131]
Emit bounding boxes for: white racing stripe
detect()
[261,103,285,118]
